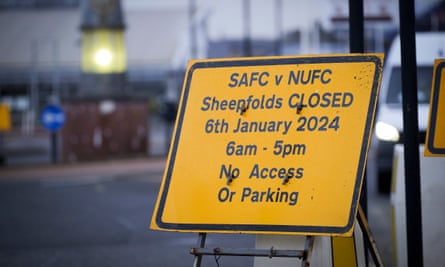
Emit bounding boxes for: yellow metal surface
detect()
[81,29,126,73]
[151,54,383,236]
[0,104,11,131]
[331,235,358,267]
[425,59,445,156]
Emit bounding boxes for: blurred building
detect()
[0,0,443,161]
[0,0,184,130]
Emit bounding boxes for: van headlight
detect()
[375,121,400,142]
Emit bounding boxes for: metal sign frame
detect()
[425,60,445,156]
[151,54,383,236]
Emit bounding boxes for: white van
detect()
[369,32,445,193]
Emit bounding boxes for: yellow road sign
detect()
[151,54,383,236]
[425,59,445,156]
[0,104,11,132]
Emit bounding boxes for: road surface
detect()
[0,157,392,267]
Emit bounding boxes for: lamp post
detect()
[60,0,148,163]
[80,0,127,98]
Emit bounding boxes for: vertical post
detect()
[348,0,366,212]
[398,0,424,266]
[0,132,5,165]
[189,0,197,59]
[193,233,206,267]
[348,1,368,265]
[274,0,283,56]
[301,236,315,267]
[29,40,39,135]
[348,0,364,54]
[52,39,60,102]
[50,131,58,164]
[51,40,60,164]
[243,0,252,57]
[348,0,367,215]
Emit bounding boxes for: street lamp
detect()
[60,0,147,163]
[80,0,127,97]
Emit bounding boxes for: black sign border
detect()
[154,55,383,235]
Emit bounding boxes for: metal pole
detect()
[274,0,283,56]
[348,1,369,265]
[193,233,207,267]
[189,0,197,59]
[348,0,366,215]
[398,0,424,266]
[29,40,39,135]
[52,39,60,103]
[348,0,364,53]
[51,131,58,164]
[243,0,252,57]
[0,132,5,166]
[348,0,366,214]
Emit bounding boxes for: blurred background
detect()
[0,0,443,165]
[0,1,444,266]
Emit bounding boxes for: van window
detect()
[386,66,433,104]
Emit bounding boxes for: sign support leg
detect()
[301,236,315,267]
[191,234,314,266]
[193,233,206,267]
[357,205,385,267]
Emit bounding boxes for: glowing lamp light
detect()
[81,29,126,74]
[94,48,113,67]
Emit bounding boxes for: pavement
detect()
[0,156,166,182]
